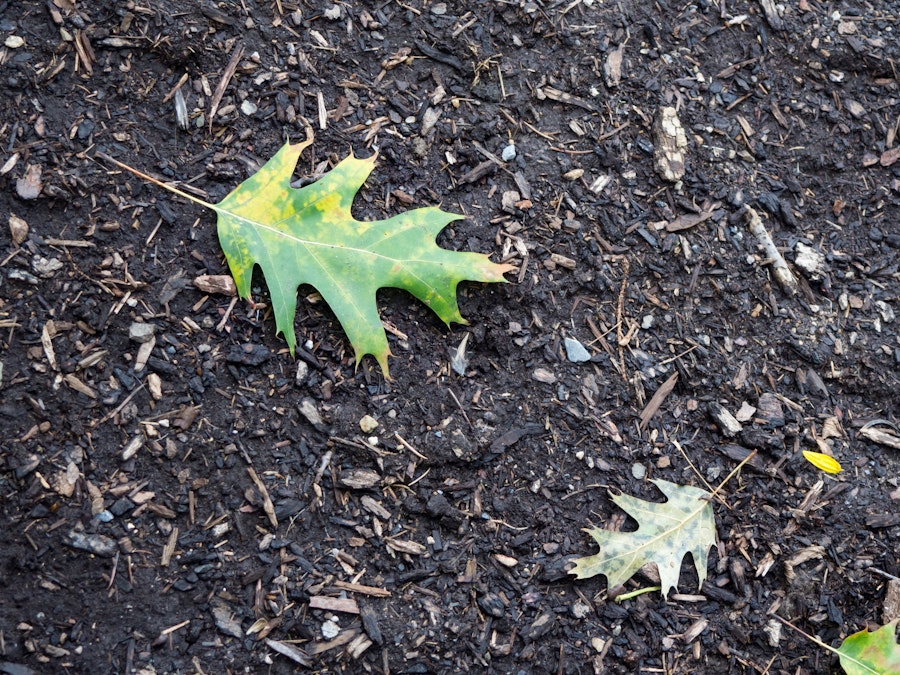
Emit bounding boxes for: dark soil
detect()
[2,0,899,673]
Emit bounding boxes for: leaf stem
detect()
[95,151,215,210]
[768,614,839,656]
[614,586,662,603]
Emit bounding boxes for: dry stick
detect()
[638,372,678,431]
[209,43,244,134]
[93,382,147,427]
[247,466,278,528]
[709,449,758,502]
[395,433,428,461]
[446,388,472,428]
[615,258,630,381]
[743,205,797,295]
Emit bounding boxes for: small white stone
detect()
[295,361,309,385]
[321,619,340,639]
[631,463,647,480]
[501,144,517,162]
[359,414,379,433]
[241,100,258,116]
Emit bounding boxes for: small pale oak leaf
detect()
[571,479,716,599]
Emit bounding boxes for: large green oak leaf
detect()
[105,137,513,377]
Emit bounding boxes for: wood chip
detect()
[161,527,178,567]
[309,596,360,614]
[539,86,599,112]
[64,373,97,398]
[858,425,900,450]
[743,205,797,294]
[16,164,43,200]
[884,579,900,623]
[194,274,237,296]
[604,44,624,88]
[639,373,678,430]
[121,435,144,461]
[652,107,687,182]
[247,466,278,528]
[265,638,312,667]
[337,468,382,489]
[9,213,29,245]
[665,211,713,232]
[708,402,742,437]
[209,44,244,133]
[332,580,391,597]
[386,538,427,555]
[880,147,900,167]
[308,627,361,655]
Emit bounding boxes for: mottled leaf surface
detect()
[214,138,513,375]
[571,479,715,599]
[838,620,900,675]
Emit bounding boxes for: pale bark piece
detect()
[194,274,237,296]
[665,211,713,233]
[652,107,687,182]
[709,402,742,438]
[604,44,624,88]
[338,468,382,489]
[309,596,360,614]
[16,164,43,200]
[9,214,28,244]
[884,579,900,623]
[744,206,797,294]
[759,0,784,30]
[265,638,312,667]
[639,373,679,430]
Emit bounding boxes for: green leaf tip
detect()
[838,619,900,675]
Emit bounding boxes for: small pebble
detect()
[501,144,517,162]
[240,100,258,115]
[564,337,591,363]
[359,414,378,433]
[321,618,340,639]
[631,463,647,480]
[129,322,156,343]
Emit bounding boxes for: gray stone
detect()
[564,337,591,363]
[129,322,156,343]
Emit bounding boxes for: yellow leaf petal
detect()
[802,450,842,474]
